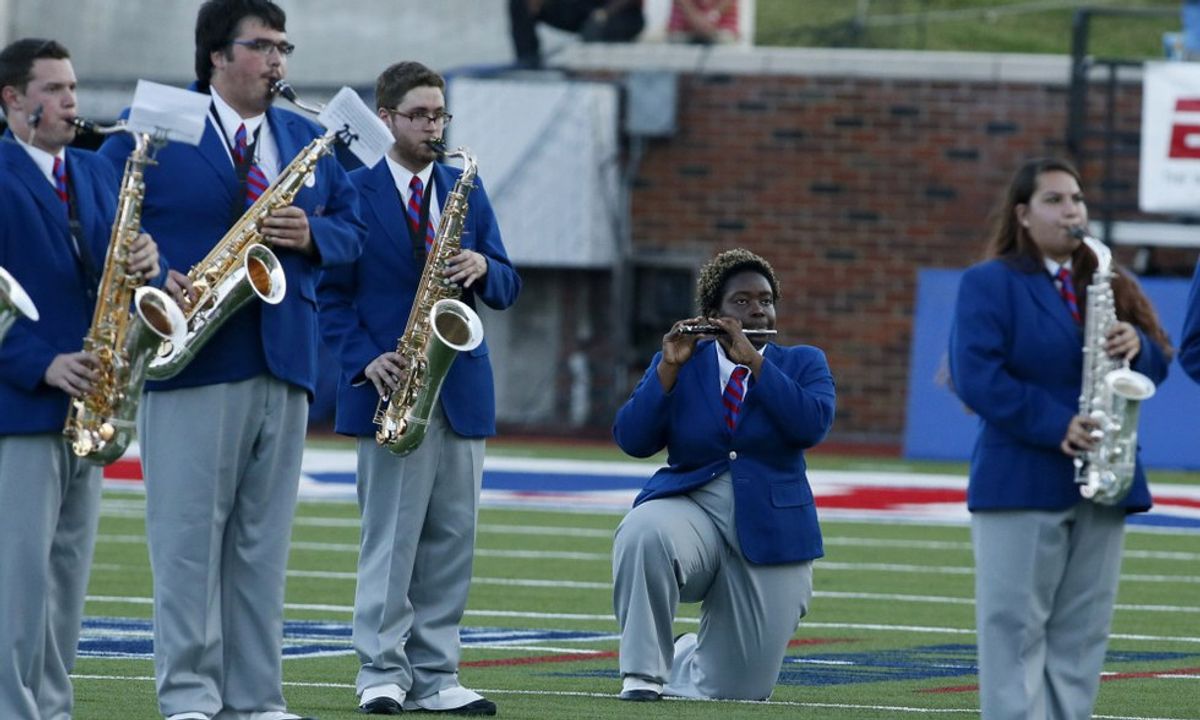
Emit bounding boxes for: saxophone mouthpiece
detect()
[427,139,447,158]
[70,117,96,133]
[271,79,296,102]
[1068,226,1088,241]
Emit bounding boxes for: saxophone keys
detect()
[99,423,115,442]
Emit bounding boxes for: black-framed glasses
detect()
[230,38,296,56]
[386,108,453,127]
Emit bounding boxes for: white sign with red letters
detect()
[1140,61,1200,214]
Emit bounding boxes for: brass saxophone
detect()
[63,120,187,463]
[374,143,484,455]
[0,266,39,348]
[1070,227,1156,505]
[146,82,348,380]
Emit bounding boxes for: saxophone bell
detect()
[0,266,39,348]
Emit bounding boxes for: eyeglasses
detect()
[386,109,453,127]
[230,38,296,56]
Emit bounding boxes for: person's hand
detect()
[1060,414,1102,457]
[127,232,160,281]
[44,351,99,398]
[656,317,706,392]
[164,269,196,311]
[444,250,488,289]
[709,316,764,375]
[1104,321,1141,362]
[364,351,410,398]
[262,206,314,256]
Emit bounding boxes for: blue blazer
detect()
[948,258,1170,512]
[0,138,118,434]
[318,159,521,438]
[1178,259,1200,384]
[97,93,365,397]
[613,340,836,565]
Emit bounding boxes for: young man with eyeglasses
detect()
[317,60,520,716]
[96,1,364,719]
[0,37,165,720]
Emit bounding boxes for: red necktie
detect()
[1056,267,1081,324]
[53,156,68,207]
[234,123,268,208]
[407,176,435,253]
[722,366,750,431]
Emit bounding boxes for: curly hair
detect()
[696,248,781,317]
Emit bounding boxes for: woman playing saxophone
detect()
[948,157,1172,720]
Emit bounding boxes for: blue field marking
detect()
[78,618,614,659]
[550,644,1200,687]
[306,468,645,492]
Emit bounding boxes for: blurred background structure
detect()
[2,0,1199,463]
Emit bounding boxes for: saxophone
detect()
[146,83,348,379]
[0,266,39,348]
[63,121,187,463]
[1070,227,1157,505]
[374,143,484,456]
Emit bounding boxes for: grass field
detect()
[71,451,1200,720]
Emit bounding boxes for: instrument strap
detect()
[63,166,99,304]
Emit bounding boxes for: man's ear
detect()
[1,85,21,115]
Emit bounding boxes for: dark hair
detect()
[984,157,1173,358]
[194,0,286,92]
[374,61,444,110]
[0,38,70,113]
[696,248,781,318]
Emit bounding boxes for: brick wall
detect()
[623,67,1112,443]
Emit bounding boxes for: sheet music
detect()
[317,87,392,168]
[127,80,209,146]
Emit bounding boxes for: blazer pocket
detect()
[770,480,813,508]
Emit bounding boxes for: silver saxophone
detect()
[1070,227,1156,505]
[0,266,39,347]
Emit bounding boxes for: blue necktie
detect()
[407,176,435,253]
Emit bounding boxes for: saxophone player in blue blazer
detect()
[96,3,363,719]
[317,61,519,716]
[949,158,1172,720]
[611,248,835,702]
[0,38,164,720]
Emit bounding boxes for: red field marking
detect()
[919,665,1200,694]
[461,638,854,669]
[817,487,966,510]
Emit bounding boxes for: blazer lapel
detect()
[363,161,409,253]
[195,119,241,205]
[1022,270,1080,341]
[1,140,71,236]
[691,341,726,430]
[65,149,104,247]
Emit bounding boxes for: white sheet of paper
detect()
[317,87,392,168]
[126,80,209,146]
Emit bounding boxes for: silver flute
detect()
[678,324,777,339]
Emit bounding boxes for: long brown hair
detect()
[983,157,1173,358]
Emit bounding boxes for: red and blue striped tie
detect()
[407,175,435,253]
[722,366,750,431]
[53,156,68,207]
[1056,267,1081,324]
[234,123,268,208]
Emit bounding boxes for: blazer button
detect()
[729,451,737,460]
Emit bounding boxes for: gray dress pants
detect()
[612,472,813,700]
[972,502,1126,720]
[139,376,308,718]
[0,434,102,720]
[352,408,485,701]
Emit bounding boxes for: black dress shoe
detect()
[443,698,496,715]
[618,688,661,702]
[359,696,403,714]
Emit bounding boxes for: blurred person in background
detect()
[1178,257,1200,383]
[97,1,364,718]
[667,0,739,44]
[610,248,835,702]
[317,60,520,716]
[948,157,1172,720]
[509,0,645,68]
[0,37,163,720]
